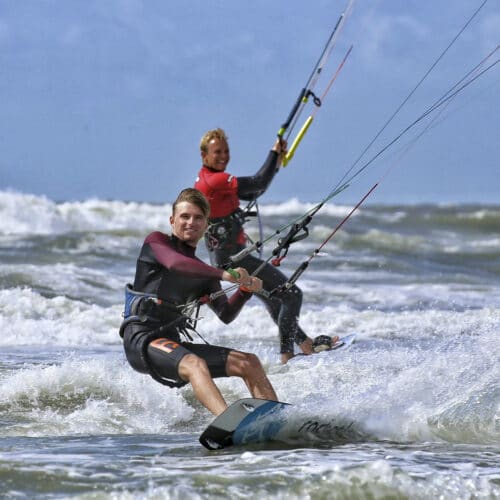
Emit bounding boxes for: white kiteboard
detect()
[292,333,357,360]
[329,333,356,351]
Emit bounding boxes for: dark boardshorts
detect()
[147,339,232,387]
[122,319,234,388]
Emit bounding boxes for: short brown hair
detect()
[172,188,211,218]
[200,128,228,154]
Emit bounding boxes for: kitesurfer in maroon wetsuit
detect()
[120,188,277,416]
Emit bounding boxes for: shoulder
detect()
[200,168,237,188]
[144,231,170,245]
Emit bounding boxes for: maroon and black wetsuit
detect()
[194,151,309,354]
[121,232,252,387]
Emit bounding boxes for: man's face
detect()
[169,201,208,247]
[201,138,230,171]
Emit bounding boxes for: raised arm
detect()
[237,139,287,201]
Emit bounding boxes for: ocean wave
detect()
[0,354,195,437]
[276,328,499,445]
[80,452,498,499]
[0,262,127,305]
[0,287,121,346]
[2,191,499,242]
[0,190,170,235]
[0,191,380,236]
[258,198,355,217]
[351,228,428,253]
[428,382,500,444]
[0,191,71,235]
[0,296,497,446]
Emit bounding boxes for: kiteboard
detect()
[199,335,358,450]
[199,396,360,450]
[292,333,357,359]
[329,333,356,351]
[199,398,290,450]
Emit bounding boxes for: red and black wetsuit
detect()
[194,151,308,355]
[121,232,252,387]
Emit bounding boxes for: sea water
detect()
[0,190,498,498]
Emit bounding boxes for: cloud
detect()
[357,12,429,67]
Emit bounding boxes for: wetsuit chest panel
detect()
[195,167,239,218]
[133,233,219,305]
[157,271,213,306]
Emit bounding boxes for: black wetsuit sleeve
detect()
[237,151,280,202]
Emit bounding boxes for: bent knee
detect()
[246,352,262,370]
[227,351,263,377]
[178,353,209,381]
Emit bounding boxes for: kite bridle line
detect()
[189,44,499,312]
[238,1,497,273]
[330,0,491,197]
[267,45,499,294]
[181,1,496,316]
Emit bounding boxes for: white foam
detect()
[259,197,359,218]
[0,287,120,346]
[0,354,194,436]
[0,191,70,235]
[277,307,499,444]
[0,290,498,444]
[0,191,355,236]
[0,190,170,235]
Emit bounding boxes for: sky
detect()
[0,0,498,205]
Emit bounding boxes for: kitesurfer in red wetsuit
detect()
[120,188,277,416]
[195,128,335,363]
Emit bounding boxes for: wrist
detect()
[226,268,240,280]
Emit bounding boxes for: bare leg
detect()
[299,337,313,354]
[178,354,227,416]
[281,337,313,364]
[226,351,278,400]
[281,352,294,364]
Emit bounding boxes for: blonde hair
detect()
[200,128,228,154]
[172,188,211,218]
